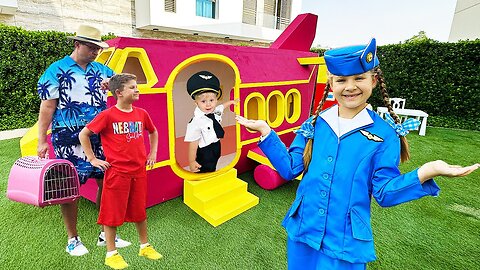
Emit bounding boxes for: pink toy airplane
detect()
[20,13,335,226]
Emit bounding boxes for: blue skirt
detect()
[287,238,366,270]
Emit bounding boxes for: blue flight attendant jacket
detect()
[258,105,440,264]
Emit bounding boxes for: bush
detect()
[313,39,479,131]
[371,39,480,131]
[0,24,115,131]
[0,24,478,131]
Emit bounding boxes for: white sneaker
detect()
[65,236,89,256]
[97,233,132,248]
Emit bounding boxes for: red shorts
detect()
[97,168,147,227]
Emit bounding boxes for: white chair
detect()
[376,97,429,136]
[390,98,406,109]
[389,98,407,122]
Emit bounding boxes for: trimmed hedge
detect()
[0,24,478,131]
[314,40,479,131]
[0,25,115,131]
[371,39,480,131]
[0,25,71,131]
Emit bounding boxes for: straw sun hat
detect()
[67,25,109,49]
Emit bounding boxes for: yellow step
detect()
[185,168,238,193]
[194,179,247,209]
[183,168,259,227]
[203,193,259,227]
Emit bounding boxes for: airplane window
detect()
[122,57,147,84]
[285,89,301,123]
[95,49,113,65]
[245,93,265,121]
[267,91,284,128]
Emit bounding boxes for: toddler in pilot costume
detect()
[184,71,238,173]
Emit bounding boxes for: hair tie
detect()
[294,118,314,139]
[384,113,420,136]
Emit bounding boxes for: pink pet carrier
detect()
[7,157,80,207]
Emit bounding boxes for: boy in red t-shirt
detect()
[79,73,161,269]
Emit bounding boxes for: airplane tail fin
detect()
[270,13,318,51]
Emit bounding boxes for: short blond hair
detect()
[109,73,137,99]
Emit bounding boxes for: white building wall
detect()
[449,0,480,41]
[0,0,133,36]
[0,0,306,44]
[136,0,292,42]
[0,0,18,14]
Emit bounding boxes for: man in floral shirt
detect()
[36,24,130,256]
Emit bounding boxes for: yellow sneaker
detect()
[105,253,129,269]
[138,245,163,260]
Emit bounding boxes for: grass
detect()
[0,127,479,270]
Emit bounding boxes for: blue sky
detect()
[300,0,458,48]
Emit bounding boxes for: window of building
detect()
[275,0,291,30]
[196,0,216,19]
[266,91,284,128]
[165,0,176,13]
[285,89,301,123]
[242,0,257,25]
[263,0,291,30]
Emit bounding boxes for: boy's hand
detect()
[235,115,271,136]
[189,161,202,172]
[147,153,156,170]
[90,157,110,171]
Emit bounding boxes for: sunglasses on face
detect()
[78,41,103,52]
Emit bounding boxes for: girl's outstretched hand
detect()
[235,115,271,136]
[418,160,479,182]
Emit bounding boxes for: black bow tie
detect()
[205,113,224,138]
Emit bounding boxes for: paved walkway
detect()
[0,128,29,141]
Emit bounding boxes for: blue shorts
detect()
[52,127,105,184]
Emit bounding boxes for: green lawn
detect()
[0,127,479,270]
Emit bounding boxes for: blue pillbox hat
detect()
[324,38,379,76]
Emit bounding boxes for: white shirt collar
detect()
[320,105,373,137]
[194,106,205,117]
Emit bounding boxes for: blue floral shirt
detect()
[37,56,114,183]
[37,55,114,132]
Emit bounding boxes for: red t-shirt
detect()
[87,106,156,174]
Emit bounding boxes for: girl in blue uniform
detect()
[236,38,479,270]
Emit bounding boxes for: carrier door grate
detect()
[43,163,79,202]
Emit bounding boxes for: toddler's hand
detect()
[189,161,202,172]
